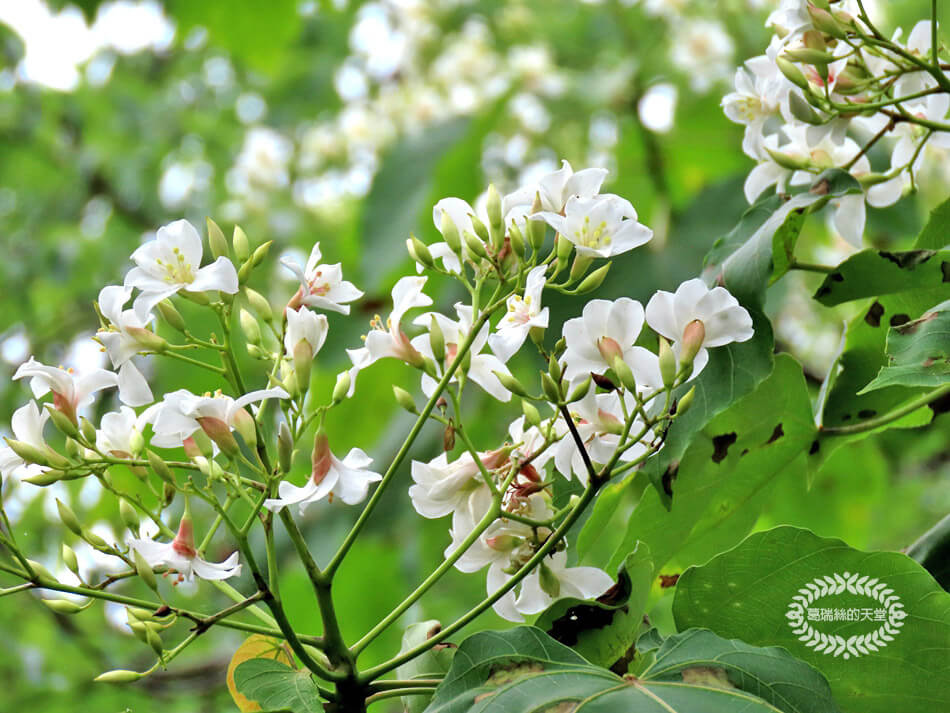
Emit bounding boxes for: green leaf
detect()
[813,249,950,306]
[233,659,322,713]
[703,169,861,309]
[395,620,455,713]
[673,526,950,713]
[536,542,653,668]
[613,355,814,573]
[906,514,950,591]
[640,629,840,713]
[425,625,835,713]
[912,196,950,250]
[860,299,950,391]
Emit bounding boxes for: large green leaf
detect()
[673,526,950,713]
[610,355,814,573]
[424,625,836,713]
[536,542,653,668]
[813,249,950,306]
[860,299,950,391]
[233,659,322,713]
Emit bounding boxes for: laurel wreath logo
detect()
[785,571,906,659]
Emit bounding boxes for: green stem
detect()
[821,384,950,435]
[161,350,226,375]
[365,688,436,705]
[788,260,835,274]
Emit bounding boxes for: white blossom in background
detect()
[263,433,381,514]
[411,303,513,402]
[0,401,50,480]
[646,279,754,375]
[489,265,549,363]
[124,219,239,319]
[534,195,653,259]
[283,243,364,314]
[13,357,117,424]
[129,513,241,583]
[671,18,734,92]
[346,276,432,393]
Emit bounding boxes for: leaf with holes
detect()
[611,355,815,574]
[536,542,653,668]
[673,526,950,713]
[233,659,322,713]
[813,249,950,307]
[424,625,838,713]
[860,299,950,392]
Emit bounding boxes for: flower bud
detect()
[83,529,111,551]
[198,417,240,458]
[393,385,417,413]
[573,263,610,294]
[23,469,67,486]
[251,240,272,267]
[56,499,83,537]
[443,423,455,452]
[80,417,97,444]
[43,598,84,614]
[541,372,562,404]
[207,218,229,259]
[509,221,526,259]
[439,210,462,253]
[528,193,545,250]
[567,375,592,403]
[239,309,262,346]
[569,254,593,283]
[157,299,186,333]
[548,354,562,383]
[147,450,176,486]
[596,336,623,365]
[486,534,522,552]
[278,422,293,474]
[332,371,351,404]
[64,436,82,459]
[676,385,696,417]
[522,399,541,428]
[5,438,49,466]
[407,236,434,268]
[292,340,313,394]
[233,225,251,262]
[556,234,573,260]
[470,214,490,243]
[611,356,638,393]
[486,184,504,250]
[146,626,164,657]
[493,370,528,398]
[807,4,846,38]
[46,405,79,438]
[775,56,810,90]
[95,669,144,684]
[679,319,705,370]
[26,559,55,581]
[132,548,156,587]
[120,500,139,534]
[44,448,71,469]
[538,561,561,599]
[463,230,488,260]
[62,544,79,575]
[658,337,676,388]
[310,431,333,484]
[244,287,273,322]
[428,316,445,363]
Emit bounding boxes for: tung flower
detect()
[129,512,241,582]
[13,357,118,424]
[283,243,363,314]
[533,195,652,259]
[489,265,549,363]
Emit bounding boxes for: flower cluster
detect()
[723,1,950,245]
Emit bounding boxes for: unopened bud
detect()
[439,210,461,253]
[470,214,490,243]
[198,417,240,458]
[509,221,526,258]
[119,500,139,533]
[43,598,84,614]
[393,386,417,413]
[443,423,456,452]
[493,370,528,398]
[573,263,610,294]
[157,299,186,333]
[556,234,573,260]
[26,559,54,581]
[251,240,272,267]
[23,469,67,486]
[807,4,846,38]
[611,356,638,393]
[45,448,71,470]
[207,218,229,259]
[128,428,144,457]
[62,544,79,575]
[658,337,676,388]
[292,339,314,394]
[429,316,445,363]
[522,399,541,428]
[679,319,705,370]
[244,287,273,322]
[239,309,262,345]
[232,408,257,450]
[233,225,251,262]
[46,405,79,438]
[548,354,562,383]
[528,193,545,250]
[538,562,560,599]
[80,417,97,444]
[775,56,810,90]
[407,236,434,268]
[147,450,176,485]
[463,230,488,260]
[596,336,623,365]
[56,499,82,536]
[64,436,82,459]
[83,529,110,551]
[486,534,521,552]
[486,184,504,249]
[541,372,562,404]
[5,438,49,466]
[332,371,351,404]
[95,669,143,684]
[569,254,593,283]
[567,375,592,403]
[278,422,293,474]
[131,549,157,591]
[676,385,696,417]
[145,626,163,657]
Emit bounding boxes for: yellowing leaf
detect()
[227,634,294,712]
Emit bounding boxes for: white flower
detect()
[507,415,559,472]
[0,401,50,481]
[554,390,650,485]
[283,243,363,314]
[505,550,614,619]
[671,19,734,92]
[346,276,432,394]
[489,265,549,363]
[560,297,661,390]
[13,357,117,424]
[96,284,155,406]
[411,303,513,402]
[124,219,239,320]
[646,279,754,375]
[534,195,652,259]
[409,450,505,519]
[284,307,329,358]
[129,514,241,582]
[506,160,608,215]
[147,387,288,450]
[96,406,147,459]
[263,433,381,514]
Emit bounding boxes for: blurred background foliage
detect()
[0,0,947,710]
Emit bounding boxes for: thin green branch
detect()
[821,384,950,435]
